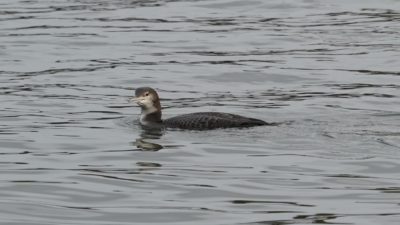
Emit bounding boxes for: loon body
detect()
[133,87,267,130]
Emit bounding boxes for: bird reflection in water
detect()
[133,125,165,151]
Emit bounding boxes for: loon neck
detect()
[140,109,162,125]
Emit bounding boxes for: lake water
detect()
[1,0,400,224]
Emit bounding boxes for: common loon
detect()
[133,87,267,130]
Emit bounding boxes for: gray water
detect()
[1,0,400,224]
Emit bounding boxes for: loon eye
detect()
[145,92,149,96]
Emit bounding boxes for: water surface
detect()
[1,0,400,224]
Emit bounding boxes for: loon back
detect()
[163,112,267,130]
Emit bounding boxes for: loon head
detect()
[133,87,162,124]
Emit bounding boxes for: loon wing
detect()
[163,112,267,130]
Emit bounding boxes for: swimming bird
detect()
[133,87,267,130]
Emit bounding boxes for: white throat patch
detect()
[140,105,158,125]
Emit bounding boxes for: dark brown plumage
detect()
[164,112,267,130]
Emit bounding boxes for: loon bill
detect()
[132,87,268,130]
